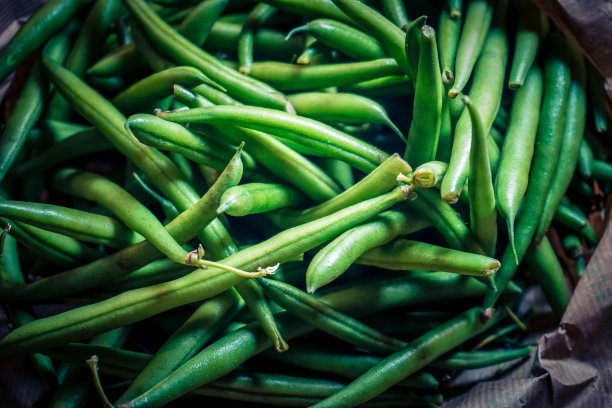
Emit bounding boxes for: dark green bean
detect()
[179,0,229,46]
[258,0,353,24]
[430,345,533,369]
[553,204,598,246]
[587,64,608,133]
[87,44,145,77]
[340,75,413,97]
[577,139,594,179]
[237,3,276,75]
[562,234,583,259]
[438,1,462,85]
[403,16,426,82]
[592,159,612,182]
[508,0,544,89]
[381,0,410,28]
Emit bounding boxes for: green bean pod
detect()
[103,258,191,291]
[0,186,409,354]
[218,183,306,216]
[404,25,443,167]
[248,59,403,91]
[592,159,612,182]
[306,210,429,293]
[268,154,410,228]
[111,67,215,114]
[412,161,448,188]
[0,148,243,303]
[331,0,409,74]
[259,278,408,355]
[553,204,598,246]
[265,344,439,389]
[508,0,544,89]
[130,23,175,73]
[287,92,402,139]
[237,3,276,75]
[287,19,385,61]
[381,0,410,28]
[587,64,608,133]
[534,48,587,243]
[51,169,188,263]
[43,56,235,259]
[525,237,570,318]
[430,345,533,369]
[324,158,354,189]
[464,96,497,256]
[158,105,388,172]
[0,219,101,266]
[87,44,145,77]
[311,306,505,407]
[0,0,90,83]
[495,65,543,262]
[403,16,426,82]
[116,290,243,402]
[577,139,594,179]
[562,234,583,259]
[484,34,572,311]
[438,3,462,85]
[179,0,230,46]
[441,0,508,203]
[356,239,500,277]
[448,0,494,98]
[340,75,414,98]
[258,0,353,24]
[0,199,143,248]
[123,0,292,111]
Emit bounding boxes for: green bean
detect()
[46,0,123,121]
[42,119,90,142]
[404,25,443,167]
[102,258,191,291]
[438,1,462,85]
[268,154,409,228]
[577,139,594,179]
[562,234,583,259]
[356,239,500,277]
[484,34,572,312]
[430,345,533,369]
[111,67,215,114]
[116,290,243,402]
[1,218,102,266]
[0,186,409,354]
[51,169,188,264]
[0,148,243,303]
[381,0,410,28]
[525,237,570,318]
[264,343,439,389]
[331,0,408,75]
[116,270,483,407]
[306,210,429,293]
[0,199,143,248]
[249,58,403,91]
[130,23,175,73]
[311,306,505,407]
[257,0,352,23]
[554,204,598,246]
[43,56,235,260]
[441,0,508,203]
[158,105,388,172]
[287,92,402,139]
[126,113,252,171]
[287,19,385,61]
[489,126,503,148]
[0,0,90,83]
[508,0,544,89]
[412,161,448,188]
[535,47,587,243]
[260,278,408,355]
[340,75,414,97]
[464,96,497,256]
[87,44,146,77]
[179,0,229,46]
[123,0,291,111]
[448,0,494,98]
[495,66,542,262]
[592,159,612,182]
[403,16,426,82]
[323,158,354,189]
[218,183,306,216]
[0,61,45,183]
[238,3,276,75]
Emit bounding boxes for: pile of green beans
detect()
[0,0,609,406]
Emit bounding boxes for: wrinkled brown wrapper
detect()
[1,0,612,407]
